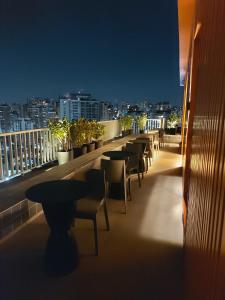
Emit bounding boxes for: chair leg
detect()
[138,172,141,187]
[142,159,145,178]
[71,219,75,227]
[103,202,110,231]
[124,199,127,214]
[152,148,155,160]
[128,178,132,201]
[93,217,98,256]
[145,157,148,173]
[124,182,127,214]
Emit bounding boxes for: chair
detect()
[120,145,142,187]
[101,159,130,214]
[158,129,165,148]
[73,169,110,256]
[136,137,153,171]
[125,142,145,180]
[153,132,160,155]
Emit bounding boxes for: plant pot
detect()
[81,144,88,155]
[165,128,176,135]
[87,142,95,152]
[73,147,81,158]
[122,130,130,137]
[57,151,70,165]
[95,140,103,149]
[73,145,88,158]
[129,129,134,135]
[69,149,73,160]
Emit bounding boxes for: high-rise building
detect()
[99,101,114,120]
[12,118,34,131]
[60,93,110,121]
[154,102,171,112]
[26,98,58,128]
[0,104,11,133]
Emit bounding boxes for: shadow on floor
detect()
[0,221,184,300]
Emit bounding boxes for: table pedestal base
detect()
[44,230,78,276]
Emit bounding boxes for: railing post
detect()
[19,133,24,175]
[36,131,40,166]
[28,132,32,168]
[0,139,4,181]
[3,136,9,178]
[23,133,28,171]
[14,134,19,174]
[32,131,36,167]
[47,130,52,161]
[9,135,14,177]
[39,130,43,165]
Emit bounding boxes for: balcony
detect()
[0,119,164,183]
[0,122,183,299]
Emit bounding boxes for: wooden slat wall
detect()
[184,1,225,299]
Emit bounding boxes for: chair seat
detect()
[76,197,102,217]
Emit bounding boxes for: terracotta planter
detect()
[57,151,70,165]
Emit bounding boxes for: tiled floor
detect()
[0,145,184,300]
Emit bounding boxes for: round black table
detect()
[103,150,134,160]
[26,180,88,276]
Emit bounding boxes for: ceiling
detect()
[178,0,196,85]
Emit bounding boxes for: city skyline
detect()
[0,0,183,104]
[0,93,181,106]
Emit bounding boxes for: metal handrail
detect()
[132,118,162,134]
[0,118,163,183]
[0,128,57,182]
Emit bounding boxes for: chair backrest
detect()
[136,137,151,151]
[158,129,164,138]
[85,169,106,198]
[101,159,125,184]
[126,142,145,155]
[153,132,159,141]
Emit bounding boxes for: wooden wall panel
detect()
[183,0,225,299]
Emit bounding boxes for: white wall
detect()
[99,120,120,141]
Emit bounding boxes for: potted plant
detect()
[119,116,133,136]
[166,113,180,135]
[82,119,95,152]
[119,116,126,137]
[92,121,105,148]
[136,114,147,134]
[48,118,71,165]
[126,116,134,134]
[70,119,86,157]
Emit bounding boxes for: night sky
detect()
[0,0,183,104]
